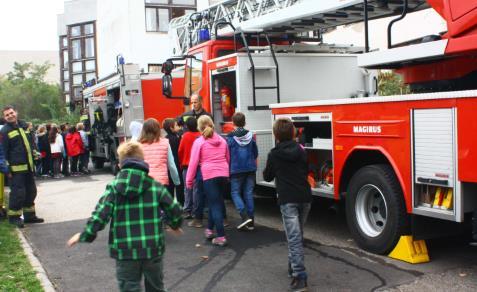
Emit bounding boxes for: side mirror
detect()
[161,60,174,98]
[162,74,172,98]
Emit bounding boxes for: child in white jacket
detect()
[49,125,64,178]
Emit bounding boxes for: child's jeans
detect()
[192,169,205,220]
[203,176,227,237]
[182,168,193,213]
[280,202,311,279]
[230,172,255,218]
[116,256,165,292]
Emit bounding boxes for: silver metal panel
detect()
[413,108,455,187]
[120,64,144,138]
[255,130,273,185]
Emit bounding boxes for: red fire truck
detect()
[160,0,477,256]
[269,0,477,255]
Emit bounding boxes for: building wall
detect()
[0,51,60,84]
[96,0,172,79]
[60,0,97,29]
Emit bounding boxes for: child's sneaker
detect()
[289,277,308,292]
[204,229,215,240]
[246,219,255,231]
[212,236,227,246]
[187,219,203,228]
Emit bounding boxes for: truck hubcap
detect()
[355,184,387,238]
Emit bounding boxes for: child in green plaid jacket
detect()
[68,141,183,292]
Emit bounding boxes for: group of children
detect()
[68,108,311,292]
[36,122,90,178]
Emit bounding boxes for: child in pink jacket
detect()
[139,118,180,188]
[186,115,230,246]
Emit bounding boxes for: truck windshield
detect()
[184,52,203,97]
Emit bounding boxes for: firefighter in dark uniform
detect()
[0,106,44,228]
[80,108,91,132]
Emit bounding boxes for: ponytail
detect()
[202,125,214,138]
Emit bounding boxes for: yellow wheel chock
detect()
[388,235,430,264]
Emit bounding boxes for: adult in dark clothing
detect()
[37,125,51,176]
[0,105,44,228]
[178,93,212,131]
[163,118,184,205]
[263,117,311,292]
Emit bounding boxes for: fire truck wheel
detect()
[345,164,409,255]
[93,158,104,169]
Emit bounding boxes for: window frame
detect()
[145,0,196,33]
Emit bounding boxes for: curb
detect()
[17,229,56,292]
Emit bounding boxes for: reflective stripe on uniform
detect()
[80,115,88,121]
[8,131,19,138]
[7,209,22,216]
[11,164,28,172]
[23,205,35,213]
[18,128,34,171]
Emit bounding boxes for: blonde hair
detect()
[197,115,214,138]
[139,118,161,144]
[76,122,84,131]
[117,141,144,163]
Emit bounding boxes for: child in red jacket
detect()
[65,126,84,176]
[178,117,201,220]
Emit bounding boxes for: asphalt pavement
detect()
[20,170,477,291]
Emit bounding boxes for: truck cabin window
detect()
[184,53,203,98]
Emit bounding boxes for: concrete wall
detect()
[0,51,60,84]
[95,0,173,79]
[60,0,97,30]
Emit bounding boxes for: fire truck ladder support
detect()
[239,32,280,111]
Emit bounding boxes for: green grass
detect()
[0,220,44,292]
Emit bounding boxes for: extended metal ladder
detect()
[169,0,429,56]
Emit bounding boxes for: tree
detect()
[0,61,72,124]
[378,71,410,96]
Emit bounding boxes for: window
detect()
[72,40,81,60]
[65,94,70,103]
[64,81,70,92]
[63,70,69,79]
[84,23,94,35]
[63,50,69,67]
[148,64,162,72]
[72,61,82,73]
[73,74,83,85]
[85,37,95,58]
[158,8,169,32]
[146,0,168,3]
[145,8,158,31]
[172,0,195,5]
[73,87,82,99]
[85,60,96,71]
[86,73,96,82]
[145,1,196,32]
[71,26,81,37]
[62,36,68,48]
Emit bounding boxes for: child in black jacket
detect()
[263,117,312,292]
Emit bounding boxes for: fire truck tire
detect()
[345,164,408,255]
[93,158,104,169]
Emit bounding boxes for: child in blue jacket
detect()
[226,112,258,230]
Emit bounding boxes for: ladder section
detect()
[239,33,280,111]
[169,0,429,56]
